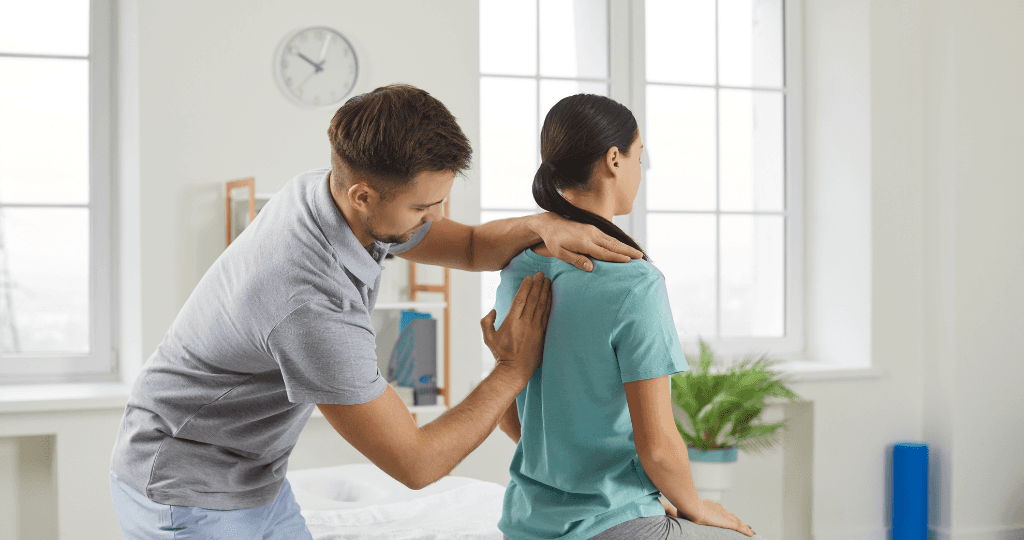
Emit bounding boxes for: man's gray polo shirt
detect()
[110,167,432,510]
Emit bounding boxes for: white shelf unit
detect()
[375,301,447,310]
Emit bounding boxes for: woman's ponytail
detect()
[533,160,649,262]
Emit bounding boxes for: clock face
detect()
[275,26,358,109]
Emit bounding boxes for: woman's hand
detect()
[532,213,643,271]
[695,499,756,537]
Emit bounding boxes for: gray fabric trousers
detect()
[505,516,768,540]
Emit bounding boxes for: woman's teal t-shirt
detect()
[494,249,689,540]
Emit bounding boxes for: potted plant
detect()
[670,341,801,504]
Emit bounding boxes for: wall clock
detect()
[275,26,359,109]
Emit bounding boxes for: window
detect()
[479,0,612,374]
[637,0,801,356]
[479,0,801,374]
[0,0,114,382]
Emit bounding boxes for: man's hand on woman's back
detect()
[481,272,552,382]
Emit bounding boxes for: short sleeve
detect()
[267,300,387,405]
[387,220,433,255]
[611,273,689,383]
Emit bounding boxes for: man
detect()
[109,84,644,539]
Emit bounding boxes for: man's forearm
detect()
[407,365,529,487]
[469,214,545,271]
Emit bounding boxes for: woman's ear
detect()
[604,146,621,177]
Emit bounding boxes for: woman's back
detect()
[493,248,688,540]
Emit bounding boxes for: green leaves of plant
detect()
[670,340,800,454]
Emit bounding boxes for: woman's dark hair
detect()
[534,94,649,261]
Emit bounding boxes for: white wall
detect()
[133,0,482,389]
[920,0,1024,537]
[3,0,1024,539]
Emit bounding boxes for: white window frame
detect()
[478,0,804,361]
[615,0,804,358]
[0,0,115,382]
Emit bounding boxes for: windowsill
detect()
[0,382,131,414]
[771,359,884,382]
[0,360,881,415]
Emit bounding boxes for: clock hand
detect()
[296,69,317,91]
[297,52,323,73]
[317,34,332,64]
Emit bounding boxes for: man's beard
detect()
[365,216,423,245]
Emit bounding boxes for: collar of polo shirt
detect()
[312,170,387,286]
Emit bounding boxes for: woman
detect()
[485,94,763,540]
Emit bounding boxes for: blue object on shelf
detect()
[386,317,437,405]
[399,310,432,332]
[893,442,928,540]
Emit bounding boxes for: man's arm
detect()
[318,363,529,489]
[396,213,643,272]
[318,273,550,489]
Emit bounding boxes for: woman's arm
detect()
[498,400,521,444]
[624,376,756,537]
[624,376,702,520]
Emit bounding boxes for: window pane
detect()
[0,0,90,56]
[0,207,89,354]
[0,57,89,204]
[481,77,538,210]
[719,89,784,211]
[720,214,784,336]
[647,213,716,338]
[718,0,784,88]
[540,0,608,79]
[480,0,537,76]
[646,85,716,211]
[645,0,716,85]
[539,79,608,132]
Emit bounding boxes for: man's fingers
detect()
[561,251,593,272]
[480,309,497,345]
[539,277,552,328]
[591,236,635,262]
[508,275,535,319]
[532,276,551,321]
[599,234,644,260]
[591,244,633,263]
[524,272,545,319]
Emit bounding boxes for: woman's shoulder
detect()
[592,257,664,282]
[499,250,663,289]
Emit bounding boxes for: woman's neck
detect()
[561,188,614,222]
[533,187,615,258]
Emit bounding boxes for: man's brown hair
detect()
[328,84,472,197]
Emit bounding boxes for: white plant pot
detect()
[688,447,738,505]
[689,461,736,504]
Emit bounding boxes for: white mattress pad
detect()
[288,464,506,540]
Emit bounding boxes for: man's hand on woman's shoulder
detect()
[531,213,643,272]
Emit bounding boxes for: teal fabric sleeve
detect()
[611,273,689,383]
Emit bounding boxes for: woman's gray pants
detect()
[505,516,768,540]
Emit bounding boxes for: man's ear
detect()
[346,182,380,213]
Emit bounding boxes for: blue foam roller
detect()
[893,442,928,540]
